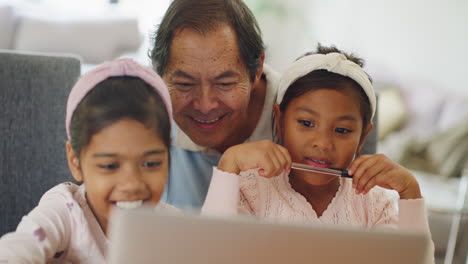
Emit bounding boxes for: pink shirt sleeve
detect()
[373,194,434,264]
[1,183,111,263]
[0,195,72,263]
[368,191,434,264]
[398,199,430,231]
[202,167,240,216]
[399,199,435,264]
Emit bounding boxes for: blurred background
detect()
[1,0,467,263]
[2,0,466,96]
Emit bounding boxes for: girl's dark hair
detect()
[279,44,373,130]
[69,76,171,156]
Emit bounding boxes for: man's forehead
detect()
[170,29,238,55]
[173,22,235,39]
[167,68,242,80]
[164,24,248,79]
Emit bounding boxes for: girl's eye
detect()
[298,120,314,128]
[143,161,162,168]
[98,163,119,170]
[335,127,352,134]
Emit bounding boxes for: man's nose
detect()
[192,85,219,115]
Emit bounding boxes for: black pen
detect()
[291,162,352,178]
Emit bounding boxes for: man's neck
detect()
[214,76,267,153]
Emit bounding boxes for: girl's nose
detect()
[118,169,148,199]
[311,131,334,152]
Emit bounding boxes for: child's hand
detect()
[348,154,422,199]
[218,140,292,178]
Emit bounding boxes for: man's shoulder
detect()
[263,64,280,93]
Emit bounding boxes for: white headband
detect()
[277,52,376,121]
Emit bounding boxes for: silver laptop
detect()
[107,208,429,264]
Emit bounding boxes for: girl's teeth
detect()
[116,200,143,209]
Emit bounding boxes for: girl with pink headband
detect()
[0,58,174,263]
[202,45,434,263]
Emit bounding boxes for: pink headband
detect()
[65,58,173,139]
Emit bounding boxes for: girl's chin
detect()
[297,171,340,184]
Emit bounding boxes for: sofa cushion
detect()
[13,16,142,64]
[0,50,81,235]
[0,5,15,49]
[377,87,407,140]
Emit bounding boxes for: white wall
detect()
[256,0,468,96]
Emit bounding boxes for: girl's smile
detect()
[275,85,369,185]
[67,118,169,234]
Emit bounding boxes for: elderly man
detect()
[150,0,279,209]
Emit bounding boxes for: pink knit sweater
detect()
[203,167,433,233]
[0,183,175,263]
[203,168,435,263]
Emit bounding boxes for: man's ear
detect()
[356,123,374,155]
[252,53,265,89]
[273,104,283,143]
[66,141,83,183]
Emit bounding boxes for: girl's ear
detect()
[273,104,283,143]
[356,123,374,155]
[66,141,84,183]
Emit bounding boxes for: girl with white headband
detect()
[202,45,434,262]
[0,58,175,263]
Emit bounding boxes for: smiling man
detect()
[150,0,279,209]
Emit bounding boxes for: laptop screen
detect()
[107,208,429,264]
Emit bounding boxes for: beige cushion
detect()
[14,16,142,64]
[377,87,407,140]
[0,5,15,49]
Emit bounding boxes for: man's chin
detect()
[190,135,223,149]
[176,118,234,150]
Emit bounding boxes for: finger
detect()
[262,151,282,178]
[356,160,386,190]
[348,154,372,175]
[350,155,372,185]
[270,145,291,175]
[352,156,381,190]
[270,148,288,177]
[277,145,292,173]
[349,155,372,187]
[258,168,265,177]
[361,177,377,195]
[356,163,388,194]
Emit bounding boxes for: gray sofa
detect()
[0,50,81,235]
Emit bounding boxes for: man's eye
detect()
[176,83,194,86]
[298,120,314,127]
[216,83,235,89]
[143,161,162,168]
[98,163,119,170]
[174,83,195,91]
[335,127,352,134]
